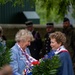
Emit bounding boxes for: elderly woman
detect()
[44,31,74,75]
[10,29,39,75]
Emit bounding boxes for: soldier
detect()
[25,21,42,60]
[62,17,75,62]
[42,23,55,55]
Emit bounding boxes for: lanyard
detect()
[17,43,31,64]
[22,51,31,63]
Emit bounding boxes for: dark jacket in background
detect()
[28,30,42,60]
[62,26,75,61]
[44,32,51,53]
[41,31,55,56]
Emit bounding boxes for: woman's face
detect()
[20,38,31,50]
[50,38,61,50]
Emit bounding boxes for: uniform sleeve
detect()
[71,30,75,49]
[36,32,43,49]
[35,31,41,39]
[10,49,21,75]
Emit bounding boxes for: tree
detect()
[34,0,75,23]
[0,46,11,67]
[32,55,61,75]
[0,0,75,23]
[0,40,15,67]
[0,0,24,7]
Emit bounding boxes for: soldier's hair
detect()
[15,29,34,42]
[63,17,70,22]
[49,31,66,45]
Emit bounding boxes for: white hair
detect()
[15,29,34,42]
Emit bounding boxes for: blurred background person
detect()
[41,22,55,56]
[25,21,43,60]
[62,17,75,62]
[0,26,6,47]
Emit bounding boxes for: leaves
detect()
[13,0,24,7]
[0,0,75,22]
[0,0,12,4]
[34,0,75,23]
[0,46,11,67]
[32,55,61,75]
[0,0,24,7]
[0,40,16,67]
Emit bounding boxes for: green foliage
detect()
[34,0,75,23]
[0,40,15,67]
[0,0,24,7]
[0,46,11,67]
[32,55,61,75]
[6,40,15,48]
[13,0,24,7]
[0,0,12,4]
[0,0,75,23]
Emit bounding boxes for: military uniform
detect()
[25,21,42,60]
[44,33,51,53]
[62,17,75,62]
[42,23,55,56]
[28,30,42,60]
[62,26,75,61]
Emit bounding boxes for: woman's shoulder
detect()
[59,51,69,56]
[11,44,19,52]
[59,51,70,60]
